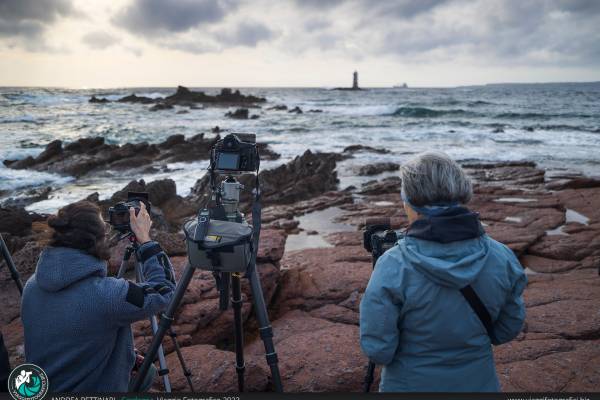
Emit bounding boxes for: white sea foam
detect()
[0,164,74,192]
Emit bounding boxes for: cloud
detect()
[216,21,276,47]
[112,0,238,36]
[82,31,120,50]
[0,0,76,39]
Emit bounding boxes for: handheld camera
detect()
[108,192,151,234]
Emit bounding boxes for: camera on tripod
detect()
[132,132,284,393]
[183,133,259,273]
[107,192,151,234]
[212,132,259,172]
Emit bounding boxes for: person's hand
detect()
[130,202,152,244]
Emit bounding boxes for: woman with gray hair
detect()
[359,151,527,392]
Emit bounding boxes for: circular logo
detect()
[7,364,49,400]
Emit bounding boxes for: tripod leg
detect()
[363,362,376,392]
[135,261,171,392]
[149,315,172,392]
[167,329,194,391]
[116,246,134,279]
[247,262,283,392]
[0,233,23,294]
[131,262,195,392]
[231,273,245,392]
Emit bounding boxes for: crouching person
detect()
[21,201,175,392]
[359,151,527,392]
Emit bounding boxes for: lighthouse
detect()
[352,71,359,89]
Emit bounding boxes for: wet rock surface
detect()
[1,155,599,392]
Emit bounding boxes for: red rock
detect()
[164,344,270,392]
[257,229,287,263]
[528,229,600,261]
[246,311,375,392]
[520,255,579,273]
[277,247,371,313]
[309,304,358,325]
[497,340,600,392]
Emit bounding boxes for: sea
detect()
[1,83,599,213]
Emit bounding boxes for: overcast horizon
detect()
[1,0,599,88]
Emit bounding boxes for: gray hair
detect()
[400,151,472,207]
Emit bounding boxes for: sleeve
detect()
[493,250,528,344]
[359,253,403,365]
[104,241,176,327]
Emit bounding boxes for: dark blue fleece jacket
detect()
[21,242,175,392]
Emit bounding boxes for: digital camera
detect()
[211,133,259,172]
[108,192,151,234]
[363,217,404,260]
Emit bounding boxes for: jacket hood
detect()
[35,246,107,292]
[401,208,490,288]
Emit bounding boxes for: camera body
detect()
[108,192,151,234]
[212,133,259,172]
[363,218,404,261]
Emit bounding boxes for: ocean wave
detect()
[0,164,74,192]
[0,115,43,124]
[492,138,544,145]
[523,124,600,133]
[327,104,397,116]
[496,112,594,119]
[389,107,475,118]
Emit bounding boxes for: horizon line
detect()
[0,80,599,91]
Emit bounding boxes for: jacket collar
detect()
[406,206,485,244]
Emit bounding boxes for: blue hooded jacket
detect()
[21,241,175,392]
[359,208,527,392]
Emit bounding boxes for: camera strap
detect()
[459,284,499,345]
[246,171,262,276]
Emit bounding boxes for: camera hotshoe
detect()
[107,192,151,234]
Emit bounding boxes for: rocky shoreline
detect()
[1,145,599,392]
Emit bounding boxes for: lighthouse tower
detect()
[352,71,359,89]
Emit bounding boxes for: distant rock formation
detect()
[89,96,109,103]
[89,86,266,110]
[225,108,249,119]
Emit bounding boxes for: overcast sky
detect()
[1,0,599,88]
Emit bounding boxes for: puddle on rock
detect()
[285,206,356,252]
[504,216,523,223]
[545,208,590,236]
[565,209,589,225]
[374,201,396,207]
[494,197,538,203]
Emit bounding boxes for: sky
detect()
[0,0,599,88]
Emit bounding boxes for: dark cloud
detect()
[82,31,120,50]
[304,18,331,32]
[293,0,345,10]
[112,0,237,36]
[0,0,76,39]
[216,21,276,47]
[360,0,451,19]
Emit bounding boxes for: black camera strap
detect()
[459,285,499,345]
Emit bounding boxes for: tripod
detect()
[117,236,194,392]
[131,174,283,392]
[0,233,23,295]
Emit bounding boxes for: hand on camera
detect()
[129,202,152,244]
